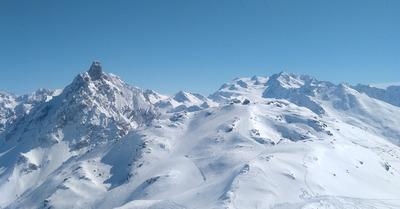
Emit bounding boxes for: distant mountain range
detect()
[1,62,399,209]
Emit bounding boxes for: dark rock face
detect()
[88,61,104,80]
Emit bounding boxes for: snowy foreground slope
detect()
[1,63,400,209]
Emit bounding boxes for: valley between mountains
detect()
[1,62,400,209]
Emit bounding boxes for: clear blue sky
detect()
[1,0,399,96]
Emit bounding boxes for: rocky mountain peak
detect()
[87,61,104,80]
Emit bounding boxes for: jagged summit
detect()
[87,61,104,80]
[173,91,191,103]
[265,71,318,89]
[1,62,158,148]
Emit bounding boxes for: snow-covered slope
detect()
[1,68,400,209]
[0,89,54,134]
[352,84,400,107]
[152,90,217,113]
[0,61,158,207]
[209,76,269,103]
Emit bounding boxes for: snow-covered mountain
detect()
[1,65,399,209]
[352,84,400,107]
[154,90,217,113]
[0,89,54,134]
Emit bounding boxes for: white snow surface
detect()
[1,67,400,209]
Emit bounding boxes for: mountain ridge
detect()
[1,62,400,209]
